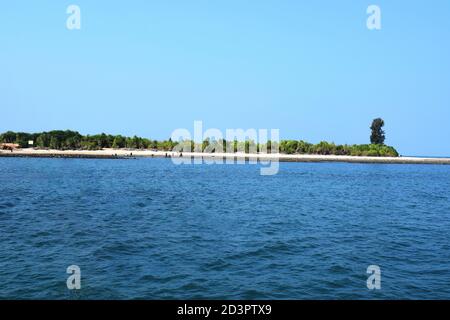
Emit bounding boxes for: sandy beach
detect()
[1,148,450,164]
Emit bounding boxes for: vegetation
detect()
[0,129,399,157]
[0,130,176,151]
[370,118,385,145]
[278,140,398,157]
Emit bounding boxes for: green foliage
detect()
[0,130,147,151]
[277,140,398,157]
[112,135,126,149]
[0,131,17,143]
[370,118,386,145]
[0,130,399,157]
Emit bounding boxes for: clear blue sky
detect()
[1,1,449,156]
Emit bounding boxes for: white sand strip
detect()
[1,148,450,164]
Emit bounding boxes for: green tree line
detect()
[0,130,176,151]
[0,130,399,157]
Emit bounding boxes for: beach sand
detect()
[1,148,450,165]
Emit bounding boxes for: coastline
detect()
[1,148,450,165]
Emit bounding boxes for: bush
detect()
[0,131,400,157]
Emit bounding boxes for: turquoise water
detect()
[1,157,450,299]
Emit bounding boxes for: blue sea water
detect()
[1,157,450,300]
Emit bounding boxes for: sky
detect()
[1,1,449,156]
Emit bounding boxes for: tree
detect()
[370,118,385,145]
[202,138,210,152]
[0,130,400,157]
[112,135,126,148]
[0,131,17,143]
[49,136,60,149]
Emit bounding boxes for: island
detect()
[1,119,450,164]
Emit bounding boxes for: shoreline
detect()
[1,148,450,165]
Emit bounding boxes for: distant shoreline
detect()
[2,148,450,165]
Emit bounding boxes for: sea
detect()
[1,157,450,299]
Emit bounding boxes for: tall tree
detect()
[370,118,385,145]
